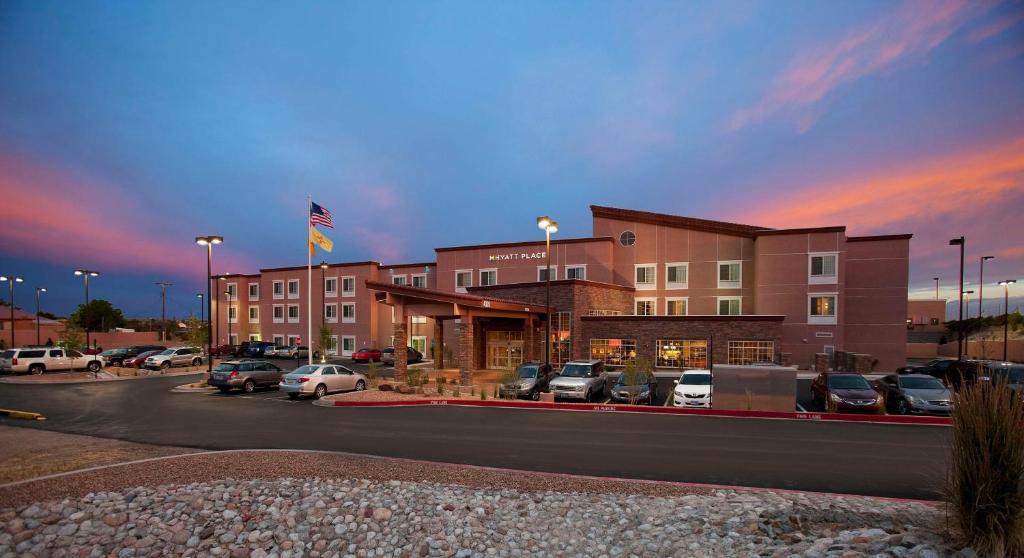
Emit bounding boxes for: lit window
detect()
[809,294,838,324]
[590,339,637,365]
[728,341,774,365]
[656,340,707,368]
[666,298,688,316]
[635,299,656,316]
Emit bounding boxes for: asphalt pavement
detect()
[0,372,949,499]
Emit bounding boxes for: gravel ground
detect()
[0,473,961,558]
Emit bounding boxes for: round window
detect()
[619,231,636,246]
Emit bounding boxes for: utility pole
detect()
[156,282,172,342]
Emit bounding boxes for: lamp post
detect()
[0,276,24,347]
[195,235,223,374]
[999,280,1017,361]
[933,277,939,300]
[949,237,965,359]
[196,293,204,323]
[979,256,994,318]
[156,282,172,342]
[963,290,975,319]
[35,287,46,345]
[536,216,558,367]
[73,269,100,350]
[963,289,975,359]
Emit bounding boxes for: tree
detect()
[58,324,85,352]
[620,356,653,405]
[183,315,207,350]
[318,326,332,362]
[68,299,126,332]
[37,311,59,320]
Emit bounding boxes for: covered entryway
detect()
[366,281,547,385]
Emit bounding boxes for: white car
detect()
[0,347,103,375]
[673,370,712,408]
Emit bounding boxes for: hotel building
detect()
[211,205,910,380]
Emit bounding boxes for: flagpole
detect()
[307,194,313,366]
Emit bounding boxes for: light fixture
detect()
[536,216,551,230]
[195,235,223,246]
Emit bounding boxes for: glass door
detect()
[486,331,524,370]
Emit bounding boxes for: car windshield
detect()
[138,351,158,358]
[290,365,319,375]
[989,365,1024,384]
[559,364,592,377]
[828,375,871,390]
[158,349,175,356]
[615,374,651,386]
[1,350,13,359]
[102,349,127,356]
[680,373,711,386]
[900,377,945,390]
[214,363,235,372]
[517,365,539,378]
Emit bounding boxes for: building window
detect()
[287,279,300,299]
[666,263,688,289]
[287,335,299,346]
[248,283,259,301]
[341,336,356,355]
[718,261,742,289]
[273,335,285,346]
[551,311,572,366]
[634,264,656,290]
[411,315,427,324]
[665,298,688,316]
[272,281,284,299]
[619,231,636,246]
[228,305,237,323]
[342,303,356,323]
[248,334,260,341]
[656,340,707,368]
[565,265,586,280]
[411,274,427,288]
[342,276,355,297]
[325,303,338,323]
[226,283,238,301]
[635,298,656,316]
[248,306,259,324]
[272,305,284,324]
[392,275,407,286]
[590,339,637,366]
[728,341,774,365]
[479,269,497,286]
[287,305,300,323]
[327,335,338,356]
[537,266,558,282]
[411,336,427,355]
[325,278,337,297]
[718,297,742,316]
[809,294,838,325]
[455,270,472,292]
[809,253,838,284]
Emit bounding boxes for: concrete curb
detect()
[0,369,203,385]
[0,408,46,421]
[328,397,952,426]
[170,382,218,393]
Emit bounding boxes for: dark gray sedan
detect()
[208,360,285,393]
[874,374,953,415]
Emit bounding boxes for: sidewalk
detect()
[0,368,203,384]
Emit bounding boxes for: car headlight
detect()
[830,393,842,402]
[905,394,922,404]
[520,383,531,389]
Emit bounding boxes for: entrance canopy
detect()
[366,280,546,321]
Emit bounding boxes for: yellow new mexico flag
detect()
[309,226,334,254]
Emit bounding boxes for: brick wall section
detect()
[433,320,444,368]
[814,353,829,373]
[578,316,782,365]
[393,322,408,384]
[456,321,473,385]
[853,353,874,374]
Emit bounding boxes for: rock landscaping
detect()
[0,477,966,557]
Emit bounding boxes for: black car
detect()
[239,340,276,358]
[899,358,983,389]
[609,371,659,405]
[101,345,167,367]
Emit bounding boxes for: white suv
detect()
[0,347,103,375]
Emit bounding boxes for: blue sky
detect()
[1,0,1022,318]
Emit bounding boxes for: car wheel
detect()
[160,361,170,370]
[192,358,201,366]
[29,364,44,376]
[897,399,909,415]
[530,389,540,401]
[87,361,100,372]
[243,380,256,394]
[112,359,123,368]
[584,389,592,403]
[355,380,366,391]
[314,384,327,399]
[218,387,230,393]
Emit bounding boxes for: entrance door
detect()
[486,331,524,370]
[410,336,427,356]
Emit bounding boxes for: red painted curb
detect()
[331,398,951,425]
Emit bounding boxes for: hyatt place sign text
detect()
[488,251,546,262]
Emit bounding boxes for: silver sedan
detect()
[279,364,368,399]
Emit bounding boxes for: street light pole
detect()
[35,287,46,345]
[980,256,994,318]
[1,276,24,347]
[74,269,99,350]
[156,282,171,342]
[999,280,1017,361]
[949,237,965,360]
[536,216,558,367]
[196,235,223,374]
[196,293,204,323]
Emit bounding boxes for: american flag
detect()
[310,201,334,228]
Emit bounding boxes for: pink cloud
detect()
[0,153,253,277]
[969,9,1024,42]
[727,0,995,131]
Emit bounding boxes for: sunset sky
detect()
[1,0,1022,318]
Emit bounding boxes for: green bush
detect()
[366,361,378,386]
[480,390,486,401]
[945,379,1024,555]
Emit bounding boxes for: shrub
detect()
[436,381,444,396]
[366,361,378,386]
[470,385,476,397]
[480,390,487,401]
[500,369,519,400]
[493,384,499,399]
[945,378,1024,556]
[451,385,460,398]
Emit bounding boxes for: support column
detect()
[433,319,444,369]
[523,317,535,362]
[394,321,408,384]
[457,319,474,386]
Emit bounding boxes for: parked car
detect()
[352,347,383,363]
[144,347,203,370]
[263,345,289,358]
[899,358,981,388]
[381,347,423,365]
[98,345,167,367]
[275,346,321,360]
[239,340,276,358]
[982,361,1024,399]
[548,360,608,402]
[279,363,368,399]
[811,373,883,413]
[499,362,553,400]
[123,349,163,368]
[208,360,285,393]
[609,371,659,405]
[209,344,240,357]
[0,347,104,375]
[673,370,713,408]
[874,374,953,415]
